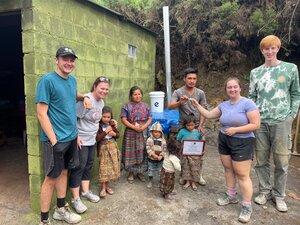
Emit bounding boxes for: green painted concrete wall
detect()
[3,0,156,212]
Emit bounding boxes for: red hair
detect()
[260,35,281,50]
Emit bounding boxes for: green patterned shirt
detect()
[249,61,300,124]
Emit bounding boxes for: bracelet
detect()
[84,96,90,99]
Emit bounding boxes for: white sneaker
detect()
[53,203,81,223]
[71,198,87,214]
[147,181,153,188]
[199,175,206,186]
[82,190,100,203]
[254,193,272,205]
[273,197,288,212]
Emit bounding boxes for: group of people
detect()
[36,34,299,225]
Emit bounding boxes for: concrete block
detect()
[35,54,53,75]
[76,77,87,93]
[22,31,34,54]
[29,174,43,194]
[62,21,75,39]
[103,64,119,78]
[21,0,32,9]
[33,0,62,16]
[28,154,43,175]
[94,63,105,77]
[30,192,40,212]
[24,75,37,97]
[75,60,95,77]
[23,53,35,74]
[49,17,63,37]
[26,116,39,136]
[93,33,106,48]
[0,0,21,10]
[27,135,41,156]
[26,96,37,116]
[21,9,34,32]
[32,10,49,32]
[86,46,99,62]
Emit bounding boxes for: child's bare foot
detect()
[100,189,106,198]
[191,182,197,191]
[182,181,190,190]
[106,187,114,195]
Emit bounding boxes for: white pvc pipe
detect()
[163,6,172,104]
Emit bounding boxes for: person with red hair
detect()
[249,35,300,212]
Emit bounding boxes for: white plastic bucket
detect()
[149,91,165,113]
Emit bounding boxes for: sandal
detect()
[137,173,146,182]
[127,174,134,184]
[106,187,114,195]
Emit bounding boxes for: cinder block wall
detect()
[20,0,156,211]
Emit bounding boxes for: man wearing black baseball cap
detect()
[56,47,78,58]
[36,47,91,225]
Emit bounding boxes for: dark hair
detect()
[129,86,143,99]
[167,136,181,155]
[90,76,110,92]
[102,106,113,119]
[183,67,198,78]
[183,114,196,127]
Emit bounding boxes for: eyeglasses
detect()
[96,77,110,83]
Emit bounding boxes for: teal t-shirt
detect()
[35,71,78,142]
[177,128,202,142]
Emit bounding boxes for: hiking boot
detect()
[254,192,272,205]
[273,197,288,212]
[217,193,239,206]
[238,205,253,223]
[53,203,81,224]
[82,190,100,203]
[71,198,87,214]
[199,175,206,186]
[39,219,51,225]
[147,181,153,188]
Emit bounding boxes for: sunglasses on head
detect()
[97,77,110,83]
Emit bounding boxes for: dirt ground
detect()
[1,139,299,225]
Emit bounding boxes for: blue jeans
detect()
[147,160,163,178]
[254,116,293,199]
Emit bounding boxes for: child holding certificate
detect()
[177,115,203,191]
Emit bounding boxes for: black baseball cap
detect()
[56,47,78,58]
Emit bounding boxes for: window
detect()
[128,44,137,57]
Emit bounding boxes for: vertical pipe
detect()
[163,6,172,104]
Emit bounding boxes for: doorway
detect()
[0,11,30,216]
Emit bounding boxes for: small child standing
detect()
[146,122,167,188]
[177,115,203,191]
[96,106,120,198]
[160,136,181,200]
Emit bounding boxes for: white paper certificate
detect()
[182,140,205,156]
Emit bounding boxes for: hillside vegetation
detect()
[94,0,300,95]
